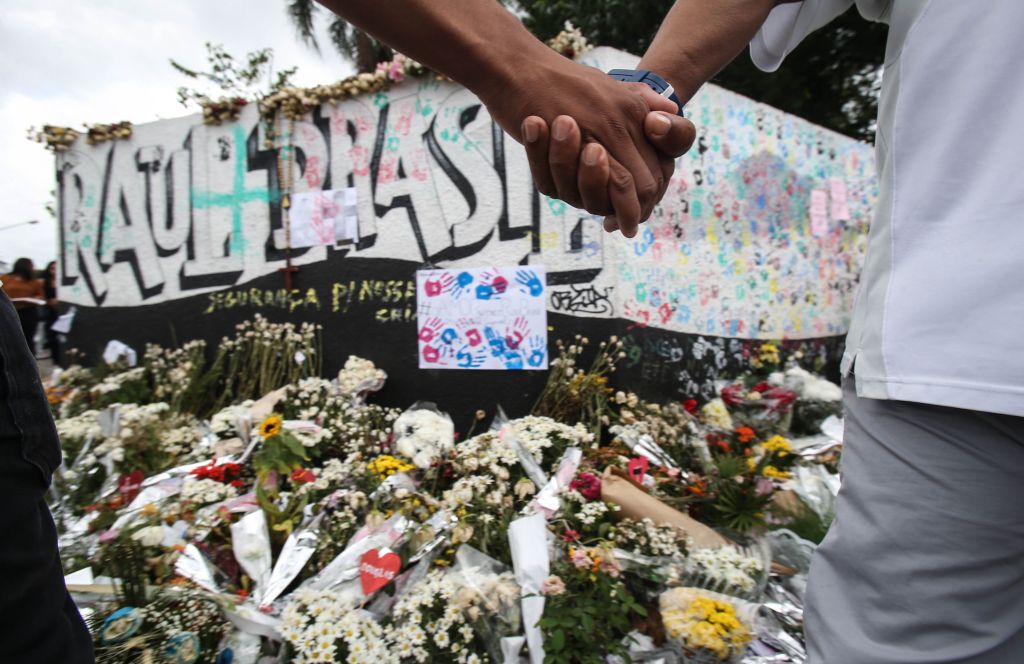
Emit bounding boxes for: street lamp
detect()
[0,220,39,232]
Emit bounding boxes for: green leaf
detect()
[550,628,565,652]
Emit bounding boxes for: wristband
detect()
[607,69,685,117]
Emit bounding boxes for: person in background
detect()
[42,261,63,368]
[1,257,44,353]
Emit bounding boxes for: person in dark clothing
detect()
[1,258,44,353]
[0,288,93,662]
[42,261,64,368]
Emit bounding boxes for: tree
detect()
[517,0,887,141]
[285,0,391,73]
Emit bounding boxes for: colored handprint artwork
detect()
[416,266,548,370]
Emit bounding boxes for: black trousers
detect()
[0,292,93,662]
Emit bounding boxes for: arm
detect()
[640,0,801,102]
[316,0,677,231]
[527,0,798,234]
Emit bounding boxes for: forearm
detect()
[315,0,561,105]
[639,0,797,102]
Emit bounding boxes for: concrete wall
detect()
[54,47,876,419]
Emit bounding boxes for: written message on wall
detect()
[56,47,875,341]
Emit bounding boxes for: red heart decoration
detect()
[627,457,649,483]
[359,549,401,596]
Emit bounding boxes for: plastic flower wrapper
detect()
[393,402,455,469]
[770,366,842,436]
[94,587,230,664]
[445,544,522,661]
[508,513,550,664]
[259,512,325,611]
[659,587,758,663]
[337,355,388,401]
[230,509,273,604]
[301,513,412,605]
[280,589,397,664]
[382,564,495,663]
[683,541,770,602]
[720,383,797,436]
[531,446,582,518]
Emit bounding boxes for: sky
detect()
[0,0,355,270]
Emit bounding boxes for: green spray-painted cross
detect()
[191,125,271,254]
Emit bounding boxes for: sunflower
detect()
[259,415,283,438]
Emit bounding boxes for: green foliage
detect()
[282,0,392,73]
[516,1,887,140]
[538,559,647,663]
[252,430,310,481]
[170,42,298,107]
[772,499,834,545]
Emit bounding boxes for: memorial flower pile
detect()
[50,329,840,663]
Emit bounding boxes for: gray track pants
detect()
[805,379,1024,662]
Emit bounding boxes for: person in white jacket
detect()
[323,0,1024,661]
[519,1,1024,661]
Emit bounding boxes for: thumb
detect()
[644,111,697,159]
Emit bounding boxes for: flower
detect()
[683,398,699,414]
[735,427,756,443]
[290,467,317,484]
[569,472,601,502]
[540,575,566,596]
[259,415,283,438]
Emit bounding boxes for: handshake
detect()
[479,57,697,239]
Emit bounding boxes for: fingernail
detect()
[583,143,601,166]
[552,119,570,142]
[523,121,538,143]
[651,112,671,136]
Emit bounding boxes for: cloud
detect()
[0,0,354,267]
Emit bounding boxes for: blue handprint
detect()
[456,345,486,369]
[526,336,547,368]
[440,327,459,345]
[475,283,494,300]
[451,271,474,298]
[503,351,525,370]
[516,269,544,297]
[484,327,506,357]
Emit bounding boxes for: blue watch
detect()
[607,69,684,117]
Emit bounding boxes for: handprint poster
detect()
[416,266,548,370]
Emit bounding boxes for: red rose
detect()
[569,472,601,502]
[290,468,316,484]
[683,399,698,414]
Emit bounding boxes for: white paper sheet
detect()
[287,187,358,248]
[416,266,548,370]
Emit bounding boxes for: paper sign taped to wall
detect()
[287,188,358,248]
[416,266,548,370]
[809,189,829,237]
[829,178,851,222]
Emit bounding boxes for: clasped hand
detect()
[483,59,696,238]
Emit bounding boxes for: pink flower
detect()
[755,477,775,497]
[561,528,581,543]
[570,548,590,569]
[666,468,681,479]
[601,558,622,578]
[540,575,566,596]
[569,472,601,502]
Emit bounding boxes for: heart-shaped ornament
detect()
[359,549,401,596]
[627,457,649,484]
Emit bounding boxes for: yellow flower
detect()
[259,415,283,438]
[762,435,793,455]
[762,465,791,480]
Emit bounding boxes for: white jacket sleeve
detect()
[749,0,855,71]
